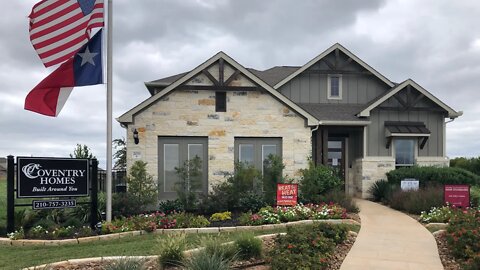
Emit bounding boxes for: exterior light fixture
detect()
[133,128,139,144]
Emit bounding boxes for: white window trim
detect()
[327,74,342,100]
[392,138,418,167]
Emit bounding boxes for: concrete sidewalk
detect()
[340,199,443,270]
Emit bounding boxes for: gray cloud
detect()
[1,0,479,168]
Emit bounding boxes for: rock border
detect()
[1,219,359,247]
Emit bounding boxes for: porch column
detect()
[315,127,329,166]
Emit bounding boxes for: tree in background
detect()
[450,157,480,176]
[70,144,96,159]
[113,137,126,170]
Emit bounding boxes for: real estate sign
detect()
[444,185,470,208]
[401,178,419,191]
[276,183,298,206]
[17,157,90,198]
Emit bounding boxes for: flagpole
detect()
[106,0,113,222]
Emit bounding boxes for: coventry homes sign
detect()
[17,157,89,198]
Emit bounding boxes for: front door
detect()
[327,137,346,182]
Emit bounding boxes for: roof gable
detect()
[357,79,462,118]
[274,43,395,89]
[117,52,319,125]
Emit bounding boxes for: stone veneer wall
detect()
[125,89,312,190]
[353,157,395,198]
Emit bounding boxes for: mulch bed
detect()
[433,231,461,270]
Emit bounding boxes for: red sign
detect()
[276,184,298,206]
[444,185,470,208]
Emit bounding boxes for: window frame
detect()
[158,137,208,200]
[393,138,417,168]
[327,74,342,100]
[215,91,227,112]
[234,137,282,175]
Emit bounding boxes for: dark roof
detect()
[385,121,430,135]
[248,66,300,86]
[150,72,188,85]
[297,103,366,122]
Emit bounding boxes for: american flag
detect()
[29,0,104,67]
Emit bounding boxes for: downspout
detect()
[311,123,320,162]
[444,111,462,160]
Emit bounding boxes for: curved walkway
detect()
[340,199,443,270]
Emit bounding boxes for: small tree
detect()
[126,161,158,211]
[70,144,95,159]
[262,154,285,205]
[175,156,203,211]
[113,138,126,170]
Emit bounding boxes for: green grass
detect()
[0,179,6,230]
[0,229,287,270]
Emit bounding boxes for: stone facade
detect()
[353,157,395,198]
[126,89,312,191]
[416,156,449,167]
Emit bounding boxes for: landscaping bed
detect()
[29,223,359,270]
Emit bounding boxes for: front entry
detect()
[314,126,363,196]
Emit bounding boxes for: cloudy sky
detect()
[1,0,479,167]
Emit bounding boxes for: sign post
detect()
[276,183,298,206]
[6,156,99,233]
[444,185,470,208]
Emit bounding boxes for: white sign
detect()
[332,158,338,166]
[132,151,142,159]
[401,179,419,191]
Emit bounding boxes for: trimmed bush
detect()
[158,199,184,214]
[386,166,480,187]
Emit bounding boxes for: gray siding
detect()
[278,73,390,105]
[366,110,445,157]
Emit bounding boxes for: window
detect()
[328,75,342,99]
[215,91,226,112]
[235,138,282,174]
[158,137,208,200]
[394,139,415,168]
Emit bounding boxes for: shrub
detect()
[198,235,237,261]
[112,193,143,217]
[183,249,235,270]
[268,223,346,269]
[234,232,263,260]
[102,257,146,270]
[386,166,480,187]
[471,186,480,207]
[318,189,359,213]
[298,161,342,203]
[445,208,480,269]
[237,191,267,213]
[170,212,210,228]
[387,185,444,214]
[156,234,186,268]
[209,211,232,222]
[158,199,185,214]
[262,154,285,205]
[126,161,158,212]
[368,179,392,202]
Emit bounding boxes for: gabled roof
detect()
[274,43,395,89]
[117,52,319,126]
[357,79,462,118]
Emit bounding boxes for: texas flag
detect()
[25,28,103,117]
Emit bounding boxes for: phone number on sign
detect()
[32,200,77,210]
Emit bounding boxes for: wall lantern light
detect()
[133,128,139,144]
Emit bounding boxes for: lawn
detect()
[0,229,288,270]
[0,178,35,235]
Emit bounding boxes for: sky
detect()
[1,0,479,167]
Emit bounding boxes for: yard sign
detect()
[444,185,470,208]
[276,183,298,206]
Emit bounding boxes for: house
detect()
[118,43,461,198]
